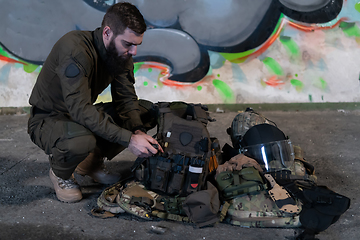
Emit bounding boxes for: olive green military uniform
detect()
[28,27,156,179]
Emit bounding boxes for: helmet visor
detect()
[242,139,295,172]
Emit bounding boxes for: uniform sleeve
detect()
[111,58,144,131]
[57,52,133,146]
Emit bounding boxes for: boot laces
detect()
[57,175,79,189]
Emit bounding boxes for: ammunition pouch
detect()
[215,167,267,201]
[133,154,208,196]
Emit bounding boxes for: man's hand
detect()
[128,130,163,158]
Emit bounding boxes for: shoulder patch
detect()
[65,63,80,78]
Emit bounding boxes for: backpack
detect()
[222,109,349,235]
[215,165,302,228]
[131,101,219,197]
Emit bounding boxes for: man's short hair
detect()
[101,2,146,36]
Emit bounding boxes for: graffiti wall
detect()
[1,0,360,107]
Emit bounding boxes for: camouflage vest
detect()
[93,179,190,221]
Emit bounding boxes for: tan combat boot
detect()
[75,150,121,185]
[49,169,82,203]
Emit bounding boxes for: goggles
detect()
[241,139,295,173]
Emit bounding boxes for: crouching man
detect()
[27,2,162,203]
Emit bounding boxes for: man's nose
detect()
[129,45,137,56]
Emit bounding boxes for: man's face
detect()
[106,28,144,61]
[104,27,143,74]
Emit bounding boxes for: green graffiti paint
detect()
[355,2,360,13]
[143,81,148,86]
[308,94,312,102]
[290,79,304,91]
[23,64,38,73]
[134,62,142,74]
[212,79,234,101]
[0,46,11,58]
[319,77,327,89]
[217,74,220,77]
[154,85,157,88]
[295,74,298,77]
[219,49,255,63]
[262,57,284,76]
[339,22,360,37]
[148,68,153,73]
[197,85,202,91]
[313,77,327,90]
[279,36,300,57]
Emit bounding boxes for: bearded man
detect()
[28,2,162,203]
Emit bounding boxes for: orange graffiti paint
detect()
[231,18,287,63]
[0,55,25,65]
[263,75,285,87]
[287,17,347,32]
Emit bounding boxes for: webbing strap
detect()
[233,173,240,186]
[152,210,190,222]
[90,207,117,219]
[219,201,231,222]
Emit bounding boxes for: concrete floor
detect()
[0,109,358,240]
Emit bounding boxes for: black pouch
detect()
[167,170,186,195]
[182,165,203,196]
[299,185,350,232]
[150,160,172,192]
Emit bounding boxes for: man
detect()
[27,2,162,203]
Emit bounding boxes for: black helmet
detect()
[241,124,295,173]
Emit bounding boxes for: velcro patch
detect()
[65,63,80,78]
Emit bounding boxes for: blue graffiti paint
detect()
[0,64,11,84]
[209,51,226,69]
[231,63,247,83]
[316,58,328,71]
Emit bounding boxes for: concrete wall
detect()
[1,0,360,107]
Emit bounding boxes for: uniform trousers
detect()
[27,100,157,179]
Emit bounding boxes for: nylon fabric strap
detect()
[219,201,230,222]
[233,173,240,186]
[90,207,117,219]
[153,211,190,222]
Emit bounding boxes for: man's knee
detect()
[51,134,96,164]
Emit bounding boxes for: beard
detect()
[104,39,131,76]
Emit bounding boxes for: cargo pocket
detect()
[63,121,92,139]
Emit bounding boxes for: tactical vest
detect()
[131,101,219,197]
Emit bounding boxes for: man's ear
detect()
[102,26,113,46]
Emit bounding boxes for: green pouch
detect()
[216,167,266,200]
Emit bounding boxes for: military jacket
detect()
[29,27,143,146]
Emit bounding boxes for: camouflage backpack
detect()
[216,164,304,228]
[131,101,219,197]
